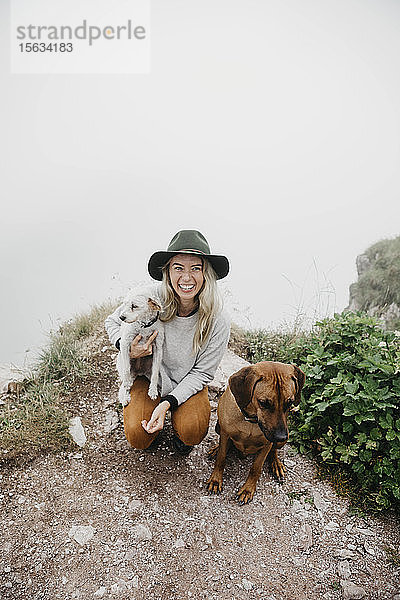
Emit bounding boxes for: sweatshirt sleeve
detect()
[170,310,231,406]
[104,304,125,347]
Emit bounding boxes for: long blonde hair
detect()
[160,256,222,353]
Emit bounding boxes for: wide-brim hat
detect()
[148,230,230,281]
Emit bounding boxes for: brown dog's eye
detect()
[258,399,272,410]
[285,399,294,411]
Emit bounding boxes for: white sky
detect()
[1,0,400,366]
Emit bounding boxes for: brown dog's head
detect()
[229,361,305,445]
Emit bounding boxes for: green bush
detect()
[245,327,310,365]
[292,311,400,511]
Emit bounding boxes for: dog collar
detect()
[140,311,159,328]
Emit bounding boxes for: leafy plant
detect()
[291,311,400,511]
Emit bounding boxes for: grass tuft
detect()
[0,299,118,464]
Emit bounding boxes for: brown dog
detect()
[207,361,305,504]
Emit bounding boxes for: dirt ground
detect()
[1,329,400,600]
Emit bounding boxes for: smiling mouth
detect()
[178,284,195,291]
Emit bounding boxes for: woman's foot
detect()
[171,435,193,456]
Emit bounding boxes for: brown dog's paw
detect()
[207,474,223,495]
[268,457,286,482]
[236,484,256,504]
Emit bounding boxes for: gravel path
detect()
[1,331,399,600]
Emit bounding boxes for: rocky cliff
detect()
[347,235,400,330]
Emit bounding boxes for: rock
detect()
[68,417,87,448]
[128,499,142,511]
[324,521,339,531]
[313,490,329,514]
[104,409,119,433]
[131,575,139,589]
[299,523,313,551]
[334,549,356,560]
[242,578,253,591]
[364,540,375,555]
[253,519,265,535]
[94,587,107,598]
[209,349,250,397]
[173,538,185,549]
[340,580,365,599]
[356,528,374,536]
[68,525,95,546]
[132,523,152,542]
[337,561,351,579]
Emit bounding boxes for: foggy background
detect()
[1,0,400,368]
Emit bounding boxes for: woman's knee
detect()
[123,377,159,449]
[172,388,211,446]
[123,417,158,449]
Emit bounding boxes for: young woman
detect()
[105,230,231,455]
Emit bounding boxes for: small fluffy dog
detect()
[117,288,164,406]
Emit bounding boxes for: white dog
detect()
[116,288,164,406]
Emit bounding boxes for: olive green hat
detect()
[148,230,230,281]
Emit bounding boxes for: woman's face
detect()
[169,254,204,304]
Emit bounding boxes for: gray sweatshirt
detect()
[105,295,231,406]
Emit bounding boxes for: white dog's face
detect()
[119,291,162,325]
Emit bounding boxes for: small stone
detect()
[17,496,26,504]
[335,549,356,560]
[68,525,95,546]
[68,417,87,447]
[5,582,12,589]
[242,579,253,591]
[299,523,313,551]
[364,540,375,556]
[254,519,265,535]
[324,521,339,531]
[94,587,107,598]
[4,566,11,573]
[62,576,68,585]
[205,535,212,545]
[128,499,142,510]
[131,575,139,589]
[338,561,351,579]
[313,490,329,513]
[173,538,185,549]
[132,523,152,542]
[356,528,374,536]
[340,580,365,599]
[104,410,119,433]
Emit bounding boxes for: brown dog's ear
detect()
[229,366,262,410]
[291,364,305,405]
[147,298,161,311]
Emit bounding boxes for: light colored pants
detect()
[123,376,211,449]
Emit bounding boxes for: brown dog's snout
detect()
[269,428,288,444]
[120,315,126,321]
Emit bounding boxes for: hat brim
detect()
[148,251,230,281]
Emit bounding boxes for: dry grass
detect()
[0,300,119,464]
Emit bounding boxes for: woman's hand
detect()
[129,330,158,359]
[141,400,170,434]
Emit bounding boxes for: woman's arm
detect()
[105,304,124,348]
